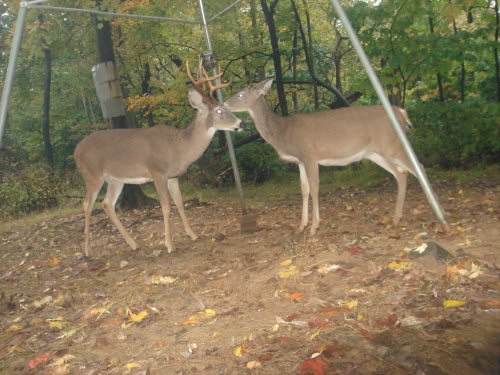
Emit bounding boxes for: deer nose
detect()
[234,119,244,132]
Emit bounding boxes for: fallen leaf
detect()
[388,260,411,270]
[200,308,216,318]
[234,345,244,357]
[47,256,60,267]
[128,310,148,323]
[299,357,327,375]
[150,275,176,285]
[28,353,52,369]
[47,316,66,330]
[279,265,299,279]
[341,300,358,310]
[246,360,262,369]
[317,264,340,274]
[5,324,23,333]
[281,258,293,266]
[346,246,360,255]
[285,292,304,301]
[443,300,466,308]
[48,354,76,367]
[124,362,140,370]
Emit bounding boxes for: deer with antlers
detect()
[224,79,418,235]
[74,61,241,256]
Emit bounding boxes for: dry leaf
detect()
[5,324,23,333]
[388,260,411,270]
[246,360,262,369]
[28,353,52,369]
[47,256,60,267]
[150,275,176,285]
[279,265,298,279]
[443,300,466,308]
[285,292,304,301]
[128,310,148,323]
[234,345,243,357]
[124,362,141,370]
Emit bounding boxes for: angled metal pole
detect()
[198,0,248,213]
[0,2,29,147]
[329,0,447,226]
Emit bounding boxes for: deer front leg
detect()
[82,180,104,257]
[393,170,408,225]
[298,163,310,232]
[103,180,138,251]
[153,177,174,253]
[167,178,198,241]
[305,162,320,236]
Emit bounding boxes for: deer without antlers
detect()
[74,62,241,256]
[224,79,419,235]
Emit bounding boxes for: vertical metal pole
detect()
[197,0,248,213]
[329,0,447,225]
[0,2,28,147]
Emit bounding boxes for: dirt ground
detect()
[0,170,499,374]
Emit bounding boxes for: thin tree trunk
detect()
[260,0,289,116]
[292,28,299,112]
[428,14,445,102]
[302,0,319,109]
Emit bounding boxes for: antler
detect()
[186,59,230,96]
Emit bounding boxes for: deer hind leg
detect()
[102,180,138,250]
[298,163,310,232]
[82,179,104,257]
[153,177,174,253]
[367,153,408,225]
[304,162,320,236]
[168,178,198,241]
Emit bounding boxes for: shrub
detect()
[408,99,500,168]
[0,166,65,218]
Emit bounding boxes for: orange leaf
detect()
[299,357,327,375]
[285,292,304,301]
[28,353,52,369]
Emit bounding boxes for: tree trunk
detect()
[92,10,151,209]
[260,0,289,116]
[428,14,445,101]
[302,0,319,109]
[292,28,299,112]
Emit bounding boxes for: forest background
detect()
[0,0,498,218]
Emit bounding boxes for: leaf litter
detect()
[0,172,499,374]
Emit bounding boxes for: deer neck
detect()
[176,113,214,164]
[248,96,285,148]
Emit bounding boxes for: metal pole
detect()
[0,2,28,147]
[197,0,248,213]
[329,0,447,225]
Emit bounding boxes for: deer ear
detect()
[258,78,274,96]
[188,88,204,108]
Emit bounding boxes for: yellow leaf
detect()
[280,258,293,266]
[200,309,216,318]
[49,354,76,367]
[234,345,243,357]
[342,300,358,310]
[443,300,466,308]
[279,265,298,279]
[47,316,66,330]
[356,313,364,321]
[388,260,411,270]
[128,310,148,323]
[308,329,320,341]
[182,315,199,326]
[124,362,141,370]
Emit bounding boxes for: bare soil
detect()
[0,171,499,374]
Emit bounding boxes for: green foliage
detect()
[0,165,66,218]
[408,99,500,168]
